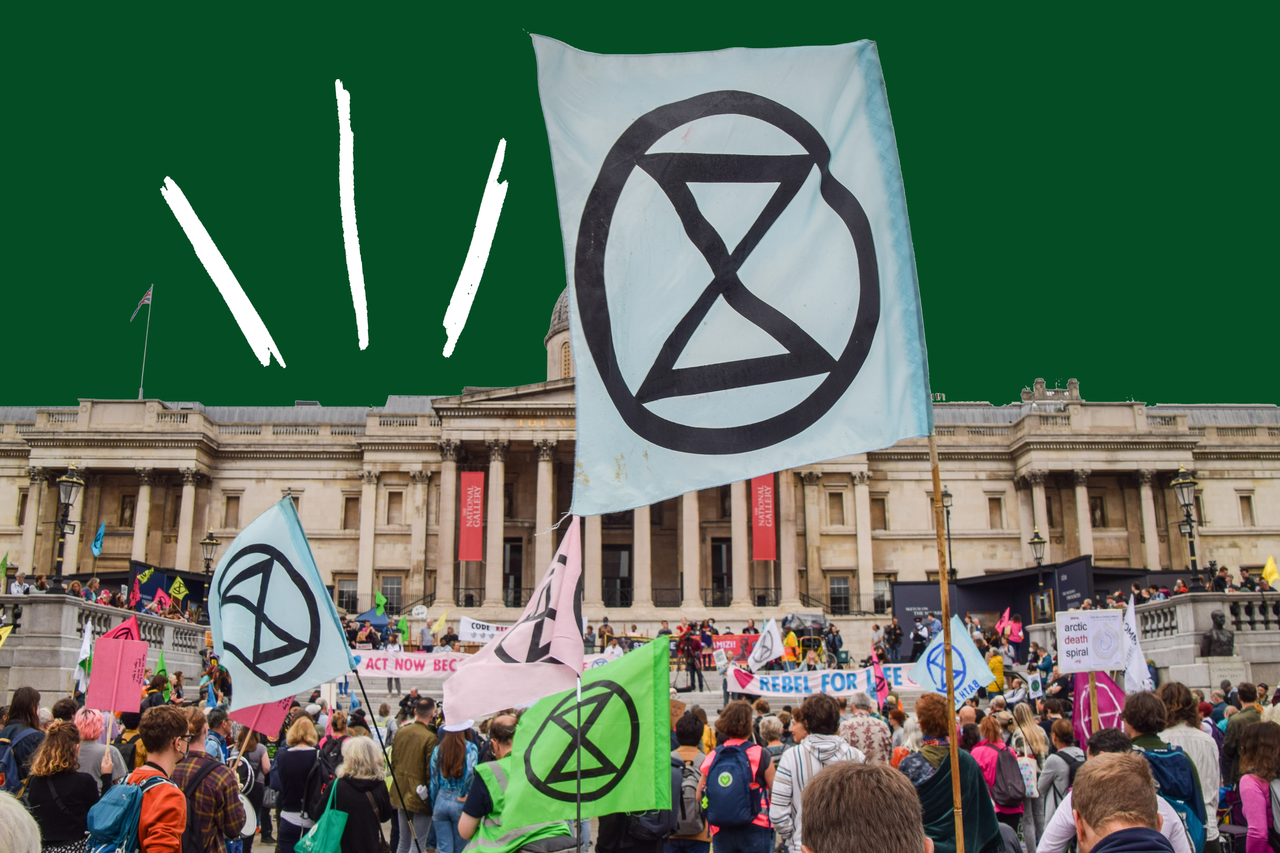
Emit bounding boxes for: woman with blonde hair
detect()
[25,720,113,852]
[318,737,393,853]
[1009,702,1047,846]
[276,716,320,853]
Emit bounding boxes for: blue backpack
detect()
[0,727,41,793]
[86,774,176,853]
[702,742,764,827]
[1138,746,1206,853]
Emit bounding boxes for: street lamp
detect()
[48,466,85,595]
[199,529,220,624]
[1170,465,1199,574]
[1030,526,1049,621]
[941,486,955,577]
[1029,527,1047,566]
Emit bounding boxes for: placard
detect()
[1055,610,1124,673]
[458,617,510,643]
[354,650,472,679]
[84,638,149,713]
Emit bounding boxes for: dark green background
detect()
[8,4,1275,408]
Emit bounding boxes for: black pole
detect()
[49,504,70,595]
[576,674,583,853]
[1185,508,1199,574]
[944,507,954,577]
[353,669,423,853]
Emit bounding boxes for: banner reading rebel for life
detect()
[752,474,776,561]
[458,471,484,561]
[728,662,920,699]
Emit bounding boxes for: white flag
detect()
[74,621,93,693]
[747,618,785,672]
[1123,595,1154,693]
[533,37,934,516]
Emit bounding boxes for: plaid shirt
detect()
[172,752,246,853]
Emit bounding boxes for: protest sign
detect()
[84,637,148,713]
[354,650,471,680]
[728,663,919,699]
[1055,610,1124,673]
[457,617,510,643]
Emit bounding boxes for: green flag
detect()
[397,615,408,639]
[0,552,8,576]
[492,635,670,830]
[156,649,170,703]
[374,590,387,616]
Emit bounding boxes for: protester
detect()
[173,707,245,853]
[889,708,908,748]
[892,716,922,768]
[1038,699,1066,747]
[425,718,480,853]
[277,716,320,853]
[391,697,439,853]
[315,736,393,853]
[837,692,891,764]
[140,675,168,712]
[233,726,272,850]
[1038,728,1191,853]
[958,724,981,753]
[1224,681,1262,783]
[782,627,799,671]
[885,618,903,663]
[669,713,711,853]
[113,711,147,771]
[771,694,862,853]
[375,702,399,745]
[971,715,1025,837]
[690,706,715,756]
[1119,690,1207,834]
[603,636,624,661]
[0,789,42,853]
[801,761,931,853]
[696,700,774,853]
[1235,721,1279,853]
[73,707,128,784]
[760,716,786,766]
[9,572,31,595]
[1036,720,1083,826]
[125,705,195,853]
[0,685,45,785]
[1009,703,1048,842]
[1068,753,1173,853]
[1155,682,1220,851]
[25,718,114,850]
[386,632,405,695]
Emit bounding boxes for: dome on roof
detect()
[546,288,570,341]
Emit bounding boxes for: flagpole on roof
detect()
[928,434,966,853]
[138,286,153,400]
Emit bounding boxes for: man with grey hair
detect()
[989,694,1008,713]
[836,692,892,763]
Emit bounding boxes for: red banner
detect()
[752,473,776,561]
[459,471,485,561]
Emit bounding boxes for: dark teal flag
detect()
[91,522,106,557]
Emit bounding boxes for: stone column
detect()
[410,470,430,601]
[730,481,750,606]
[1073,470,1093,559]
[534,440,557,577]
[1015,476,1036,565]
[633,504,653,607]
[175,469,198,573]
[584,514,603,607]
[1137,470,1162,570]
[484,440,508,607]
[853,471,875,613]
[437,441,459,607]
[801,472,823,599]
[681,492,700,607]
[778,471,801,608]
[1028,470,1049,565]
[131,469,154,563]
[20,468,46,574]
[357,470,378,612]
[62,471,88,575]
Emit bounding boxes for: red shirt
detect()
[699,739,771,831]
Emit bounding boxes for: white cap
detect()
[441,719,474,733]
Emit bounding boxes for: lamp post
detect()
[199,529,220,624]
[941,486,954,578]
[1170,465,1199,575]
[48,466,85,595]
[1029,527,1048,621]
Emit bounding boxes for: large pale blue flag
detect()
[209,497,354,709]
[908,616,996,707]
[533,37,933,516]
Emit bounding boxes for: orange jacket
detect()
[126,766,187,853]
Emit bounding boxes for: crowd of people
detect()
[6,572,200,622]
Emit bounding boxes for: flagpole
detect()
[138,295,153,400]
[929,434,965,853]
[354,669,423,853]
[575,674,583,853]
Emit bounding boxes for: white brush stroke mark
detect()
[336,79,368,350]
[160,177,286,367]
[442,138,508,357]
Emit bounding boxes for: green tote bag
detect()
[296,781,348,853]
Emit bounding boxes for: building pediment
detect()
[433,378,576,418]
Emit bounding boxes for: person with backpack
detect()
[391,697,439,853]
[171,708,245,853]
[0,686,46,792]
[1037,729,1192,853]
[971,715,1025,835]
[231,728,271,852]
[423,717,479,853]
[668,713,710,853]
[1036,720,1084,827]
[1156,682,1221,853]
[770,694,863,853]
[25,719,114,851]
[1235,720,1279,853]
[276,716,319,853]
[696,700,774,853]
[314,737,394,853]
[112,713,146,773]
[1119,691,1207,852]
[1070,753,1175,853]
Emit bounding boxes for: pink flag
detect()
[229,697,293,737]
[84,638,149,713]
[153,589,172,611]
[103,615,141,641]
[444,517,585,722]
[994,608,1011,634]
[128,579,141,609]
[1071,670,1126,748]
[871,643,890,708]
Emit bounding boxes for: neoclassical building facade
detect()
[2,291,1278,626]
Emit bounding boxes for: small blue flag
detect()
[210,497,355,709]
[908,615,996,708]
[91,522,106,558]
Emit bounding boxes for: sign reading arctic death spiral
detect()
[1055,610,1124,673]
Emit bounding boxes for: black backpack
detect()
[1059,750,1085,792]
[303,737,345,819]
[626,757,682,841]
[112,732,142,773]
[180,755,223,853]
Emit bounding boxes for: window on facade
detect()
[720,485,732,519]
[1194,494,1206,525]
[336,579,358,614]
[503,539,525,606]
[988,497,1003,529]
[710,538,731,602]
[224,495,240,529]
[651,501,664,527]
[873,575,893,615]
[602,545,634,607]
[343,496,360,530]
[926,493,935,529]
[1089,495,1106,528]
[18,491,28,525]
[381,576,402,616]
[871,497,888,530]
[290,495,300,512]
[169,493,182,529]
[1239,494,1255,527]
[561,341,572,379]
[120,494,137,528]
[1046,494,1056,528]
[387,491,404,525]
[829,576,851,616]
[827,491,845,526]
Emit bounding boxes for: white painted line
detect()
[442,138,508,357]
[336,79,369,350]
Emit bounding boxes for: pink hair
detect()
[74,707,105,741]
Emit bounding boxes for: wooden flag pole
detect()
[1088,671,1100,732]
[929,434,965,853]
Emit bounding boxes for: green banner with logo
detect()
[499,637,670,826]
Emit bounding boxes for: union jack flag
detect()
[129,285,152,322]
